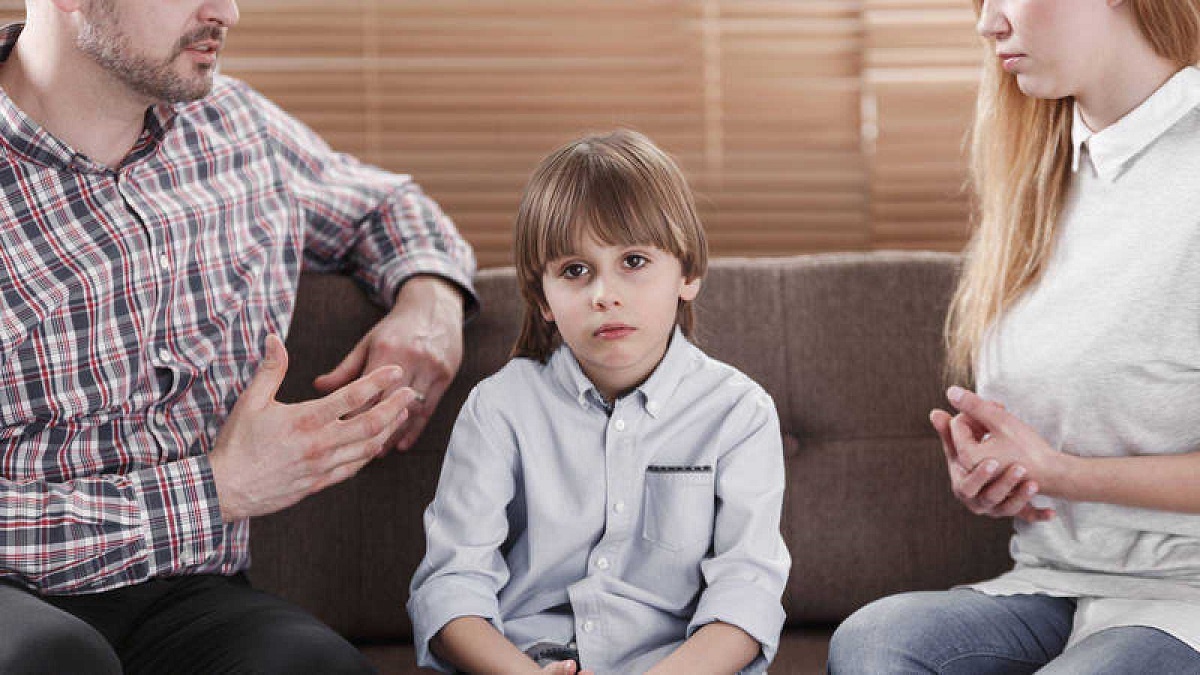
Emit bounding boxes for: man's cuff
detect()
[129,455,224,578]
[687,581,787,673]
[370,254,479,320]
[408,576,503,672]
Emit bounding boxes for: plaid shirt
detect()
[0,23,476,595]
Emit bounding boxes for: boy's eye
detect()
[561,263,588,279]
[623,254,649,269]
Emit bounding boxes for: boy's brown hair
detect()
[512,129,708,362]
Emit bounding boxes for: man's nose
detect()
[200,0,240,28]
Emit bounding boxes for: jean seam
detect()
[937,648,1046,672]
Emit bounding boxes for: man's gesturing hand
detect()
[209,335,418,523]
[314,276,464,453]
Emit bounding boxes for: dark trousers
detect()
[0,573,375,675]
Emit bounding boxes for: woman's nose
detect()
[976,0,1011,41]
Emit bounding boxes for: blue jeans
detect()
[827,589,1200,674]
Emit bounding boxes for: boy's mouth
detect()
[594,323,636,339]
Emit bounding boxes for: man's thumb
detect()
[244,334,289,407]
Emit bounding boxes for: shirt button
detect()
[613,501,625,514]
[158,348,171,363]
[647,401,659,414]
[154,410,167,426]
[582,620,595,633]
[158,254,170,271]
[614,419,626,432]
[596,557,610,570]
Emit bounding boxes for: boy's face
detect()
[541,234,700,402]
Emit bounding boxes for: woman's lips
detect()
[999,54,1025,73]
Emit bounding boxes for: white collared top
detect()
[973,66,1200,651]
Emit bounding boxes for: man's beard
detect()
[76,0,223,104]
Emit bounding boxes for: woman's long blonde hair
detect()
[946,0,1200,382]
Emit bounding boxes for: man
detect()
[0,0,476,672]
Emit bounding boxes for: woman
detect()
[828,0,1200,672]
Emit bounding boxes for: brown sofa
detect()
[253,251,1015,674]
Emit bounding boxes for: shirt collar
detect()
[1071,66,1200,181]
[549,326,696,418]
[0,22,178,172]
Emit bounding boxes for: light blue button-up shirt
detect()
[408,330,790,674]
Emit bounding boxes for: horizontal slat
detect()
[0,2,982,260]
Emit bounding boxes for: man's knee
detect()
[225,613,375,674]
[0,613,121,675]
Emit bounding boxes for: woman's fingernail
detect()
[948,386,966,404]
[1013,466,1027,479]
[984,460,999,473]
[1026,483,1038,495]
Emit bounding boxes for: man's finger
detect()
[242,334,289,409]
[313,365,405,426]
[393,413,431,453]
[314,335,369,394]
[325,405,412,471]
[388,362,449,452]
[327,386,416,449]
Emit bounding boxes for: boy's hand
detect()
[541,662,593,675]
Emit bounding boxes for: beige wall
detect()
[0,1,982,268]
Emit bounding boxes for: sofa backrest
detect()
[254,251,1013,643]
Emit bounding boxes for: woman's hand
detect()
[930,388,1056,522]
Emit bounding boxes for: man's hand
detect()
[314,275,464,452]
[209,334,418,522]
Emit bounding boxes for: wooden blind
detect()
[0,2,981,265]
[864,0,981,250]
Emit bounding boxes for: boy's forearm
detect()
[646,621,760,675]
[431,616,541,674]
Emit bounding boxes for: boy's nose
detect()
[590,278,622,309]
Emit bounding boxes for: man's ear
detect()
[679,276,702,302]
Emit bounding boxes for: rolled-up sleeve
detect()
[687,388,790,673]
[407,384,519,671]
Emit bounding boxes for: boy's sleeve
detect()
[687,387,791,673]
[407,384,519,672]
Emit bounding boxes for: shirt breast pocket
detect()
[642,465,715,553]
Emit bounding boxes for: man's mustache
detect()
[176,25,226,53]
